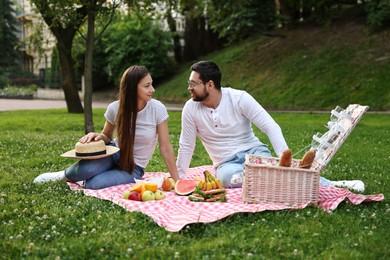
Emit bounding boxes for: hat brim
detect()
[61,146,120,160]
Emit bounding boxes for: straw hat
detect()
[61,140,119,160]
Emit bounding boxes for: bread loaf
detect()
[279,149,292,167]
[299,150,316,169]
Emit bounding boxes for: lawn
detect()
[0,108,389,259]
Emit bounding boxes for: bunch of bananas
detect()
[197,170,223,191]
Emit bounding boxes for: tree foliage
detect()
[0,0,21,87]
[73,10,175,90]
[364,0,390,30]
[103,12,175,86]
[208,0,276,44]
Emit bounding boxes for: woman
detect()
[34,65,179,189]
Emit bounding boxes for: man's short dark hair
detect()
[190,61,222,89]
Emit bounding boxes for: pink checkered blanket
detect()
[68,165,384,232]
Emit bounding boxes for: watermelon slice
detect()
[174,180,198,196]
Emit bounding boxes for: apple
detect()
[123,190,131,199]
[168,178,176,188]
[141,190,155,201]
[128,191,141,201]
[154,190,165,200]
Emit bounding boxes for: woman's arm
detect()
[157,119,179,181]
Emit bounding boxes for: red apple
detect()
[128,191,141,201]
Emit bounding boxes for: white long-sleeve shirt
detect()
[176,87,288,178]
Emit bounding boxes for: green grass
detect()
[154,16,390,111]
[1,109,389,259]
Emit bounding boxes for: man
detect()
[176,60,365,192]
[176,60,288,188]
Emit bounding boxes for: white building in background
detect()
[14,0,56,76]
[13,0,185,77]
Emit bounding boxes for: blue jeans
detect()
[215,145,332,188]
[64,145,144,189]
[216,145,272,188]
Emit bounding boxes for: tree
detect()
[83,0,97,132]
[0,0,21,86]
[103,12,175,86]
[80,0,118,133]
[208,0,276,44]
[364,0,390,30]
[31,0,88,113]
[164,0,183,63]
[126,0,184,63]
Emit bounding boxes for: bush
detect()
[0,74,10,89]
[0,84,37,98]
[103,13,175,86]
[209,0,276,44]
[364,0,390,30]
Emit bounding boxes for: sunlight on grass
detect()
[0,109,389,258]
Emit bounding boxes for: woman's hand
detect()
[79,122,114,144]
[79,132,99,143]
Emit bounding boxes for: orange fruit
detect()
[130,182,144,193]
[144,182,158,192]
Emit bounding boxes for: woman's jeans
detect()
[216,145,332,188]
[64,149,144,190]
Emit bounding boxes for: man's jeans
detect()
[216,145,331,188]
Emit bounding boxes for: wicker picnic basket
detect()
[242,104,369,207]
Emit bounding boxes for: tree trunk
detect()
[56,38,84,113]
[183,16,199,61]
[166,2,182,63]
[83,5,96,133]
[276,0,290,17]
[33,0,87,114]
[183,15,223,62]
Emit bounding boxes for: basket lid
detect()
[310,104,369,171]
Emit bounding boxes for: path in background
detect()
[0,99,108,111]
[0,98,183,112]
[1,98,386,114]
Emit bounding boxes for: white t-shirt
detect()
[177,87,288,177]
[104,99,169,168]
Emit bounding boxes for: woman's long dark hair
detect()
[117,65,149,173]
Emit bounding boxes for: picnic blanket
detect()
[68,165,384,232]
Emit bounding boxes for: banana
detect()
[214,178,223,189]
[206,181,213,191]
[202,171,209,191]
[197,179,204,190]
[204,170,222,190]
[202,182,207,191]
[207,172,217,189]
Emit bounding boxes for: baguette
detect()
[279,149,292,167]
[299,150,316,169]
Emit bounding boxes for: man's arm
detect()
[176,103,197,178]
[239,92,288,157]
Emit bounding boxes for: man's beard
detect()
[192,88,209,102]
